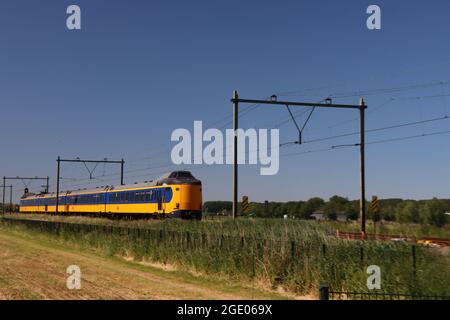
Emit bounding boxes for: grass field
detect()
[1,213,449,299]
[0,226,291,300]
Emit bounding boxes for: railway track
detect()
[335,230,450,247]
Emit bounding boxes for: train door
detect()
[157,189,163,213]
[65,195,69,212]
[162,189,167,214]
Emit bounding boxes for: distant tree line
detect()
[204,196,450,227]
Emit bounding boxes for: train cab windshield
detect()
[170,171,193,179]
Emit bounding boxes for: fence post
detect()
[186,232,190,248]
[360,247,364,264]
[319,285,329,300]
[291,241,296,260]
[158,229,163,243]
[202,233,206,247]
[412,245,416,276]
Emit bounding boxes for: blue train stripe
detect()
[21,187,173,207]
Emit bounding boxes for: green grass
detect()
[1,214,449,297]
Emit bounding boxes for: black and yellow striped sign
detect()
[241,196,250,213]
[371,196,379,213]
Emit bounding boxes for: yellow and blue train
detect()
[19,171,202,219]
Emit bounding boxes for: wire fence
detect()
[0,216,434,268]
[0,216,420,256]
[319,286,450,300]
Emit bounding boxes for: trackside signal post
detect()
[231,91,368,234]
[55,157,125,213]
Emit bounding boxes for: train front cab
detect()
[169,183,202,220]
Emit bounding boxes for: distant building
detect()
[311,210,349,222]
[310,211,326,221]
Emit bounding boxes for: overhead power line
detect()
[282,128,450,157]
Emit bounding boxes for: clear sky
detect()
[1,0,450,202]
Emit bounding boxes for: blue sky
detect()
[1,0,450,202]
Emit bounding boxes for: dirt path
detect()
[0,229,288,300]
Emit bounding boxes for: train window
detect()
[177,171,192,178]
[129,192,135,202]
[145,192,150,201]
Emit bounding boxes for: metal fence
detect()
[319,286,450,300]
